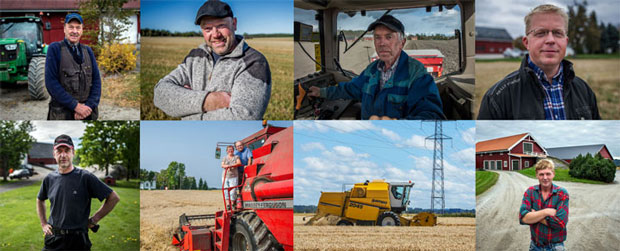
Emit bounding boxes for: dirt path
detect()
[476,171,620,250]
[0,84,139,120]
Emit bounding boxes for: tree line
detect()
[140,28,292,38]
[140,161,210,190]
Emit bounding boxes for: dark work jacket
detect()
[477,56,601,120]
[47,42,98,120]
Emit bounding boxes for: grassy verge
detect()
[476,171,499,196]
[0,181,139,250]
[517,167,605,184]
[101,72,140,108]
[140,36,293,120]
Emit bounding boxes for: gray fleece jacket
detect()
[154,35,271,120]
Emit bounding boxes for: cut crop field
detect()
[294,214,475,250]
[140,190,224,251]
[140,36,293,120]
[475,58,620,119]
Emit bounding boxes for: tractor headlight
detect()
[5,44,17,50]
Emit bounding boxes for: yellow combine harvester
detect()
[305,180,436,226]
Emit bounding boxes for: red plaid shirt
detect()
[519,183,569,246]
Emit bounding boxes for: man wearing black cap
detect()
[307,15,444,120]
[154,0,271,120]
[45,13,102,120]
[36,134,119,250]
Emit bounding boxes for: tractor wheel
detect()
[336,219,353,226]
[231,212,282,251]
[377,211,401,226]
[28,57,47,100]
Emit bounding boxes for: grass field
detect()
[101,72,140,108]
[476,171,499,196]
[0,180,140,251]
[140,36,293,120]
[475,58,620,119]
[294,214,475,250]
[517,167,605,184]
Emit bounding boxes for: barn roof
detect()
[476,133,529,153]
[0,0,139,11]
[476,26,513,42]
[29,142,54,159]
[546,144,610,160]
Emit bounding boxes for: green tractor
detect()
[0,16,48,100]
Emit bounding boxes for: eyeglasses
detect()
[527,28,566,39]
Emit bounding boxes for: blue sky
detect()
[476,121,620,160]
[140,121,293,188]
[294,121,476,210]
[295,5,461,36]
[141,0,293,34]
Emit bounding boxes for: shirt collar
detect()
[527,55,563,84]
[377,53,401,73]
[63,38,80,48]
[535,183,559,194]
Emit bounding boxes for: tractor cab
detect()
[388,182,413,213]
[0,16,46,65]
[294,0,475,119]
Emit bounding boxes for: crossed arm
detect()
[519,191,569,230]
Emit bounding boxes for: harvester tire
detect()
[377,211,401,226]
[28,57,47,100]
[336,220,353,226]
[231,212,282,251]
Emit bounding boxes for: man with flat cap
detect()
[154,0,271,120]
[45,13,102,120]
[37,134,120,250]
[307,15,444,120]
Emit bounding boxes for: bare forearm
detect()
[36,199,48,226]
[91,191,120,223]
[522,210,548,224]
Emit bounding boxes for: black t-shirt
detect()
[37,167,113,230]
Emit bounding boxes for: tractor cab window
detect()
[293,7,320,79]
[247,137,266,151]
[1,21,42,51]
[391,186,404,200]
[337,6,462,78]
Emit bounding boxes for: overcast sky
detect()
[477,0,620,39]
[294,121,475,210]
[476,121,620,159]
[31,121,87,148]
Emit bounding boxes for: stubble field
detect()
[474,58,620,119]
[294,214,475,251]
[140,190,224,251]
[140,36,293,120]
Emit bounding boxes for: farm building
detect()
[546,144,614,164]
[28,142,55,166]
[140,180,156,190]
[475,26,513,55]
[476,133,547,171]
[0,0,140,45]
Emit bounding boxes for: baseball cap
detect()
[54,134,74,150]
[195,0,234,25]
[367,15,405,35]
[65,13,83,24]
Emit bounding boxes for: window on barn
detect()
[496,160,502,170]
[484,161,489,170]
[525,161,530,168]
[524,143,533,155]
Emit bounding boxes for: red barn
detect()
[28,142,56,166]
[546,144,614,164]
[475,26,513,55]
[476,133,547,171]
[0,0,140,45]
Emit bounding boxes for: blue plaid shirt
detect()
[527,56,566,120]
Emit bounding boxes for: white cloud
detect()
[381,128,401,141]
[403,134,433,150]
[31,121,86,145]
[451,147,475,167]
[294,121,376,133]
[461,127,476,145]
[301,142,325,152]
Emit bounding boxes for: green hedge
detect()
[569,153,616,183]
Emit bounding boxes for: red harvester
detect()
[172,123,293,251]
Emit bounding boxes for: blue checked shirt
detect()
[377,54,400,90]
[527,56,566,120]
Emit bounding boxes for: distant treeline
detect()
[340,30,457,40]
[294,205,475,216]
[141,28,292,38]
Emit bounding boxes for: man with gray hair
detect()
[307,15,444,120]
[154,0,271,120]
[478,4,600,120]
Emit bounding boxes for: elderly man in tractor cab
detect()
[478,4,600,120]
[307,15,444,120]
[154,0,271,120]
[45,13,102,120]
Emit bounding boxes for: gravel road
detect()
[476,170,620,250]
